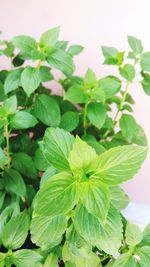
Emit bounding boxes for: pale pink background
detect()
[0,0,149,205]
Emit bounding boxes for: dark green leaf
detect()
[60,111,79,131]
[34,148,49,171]
[34,94,61,126]
[4,69,22,94]
[120,114,137,142]
[3,169,26,197]
[39,66,54,82]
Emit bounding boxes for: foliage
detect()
[0,29,149,266]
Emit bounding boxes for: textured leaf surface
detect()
[33,172,79,217]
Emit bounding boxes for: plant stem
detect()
[5,124,11,168]
[103,81,129,139]
[83,101,89,134]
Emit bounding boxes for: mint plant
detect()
[0,28,149,266]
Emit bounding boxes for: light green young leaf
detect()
[140,224,150,247]
[74,205,122,255]
[44,253,58,267]
[34,94,61,126]
[137,246,150,266]
[10,111,38,129]
[128,36,143,55]
[68,45,84,56]
[2,211,29,250]
[113,253,137,267]
[81,179,110,221]
[40,166,57,188]
[87,102,106,129]
[64,85,88,103]
[99,76,121,98]
[3,169,26,197]
[101,46,119,65]
[84,68,97,88]
[31,214,67,250]
[42,127,74,171]
[92,145,147,185]
[4,95,17,114]
[39,26,60,48]
[47,49,75,77]
[119,64,135,82]
[60,111,79,131]
[33,172,79,218]
[12,152,37,180]
[12,35,37,54]
[21,67,41,96]
[4,69,22,94]
[0,252,5,266]
[126,223,143,247]
[69,136,97,176]
[110,186,129,211]
[13,249,42,267]
[141,52,150,72]
[120,114,137,142]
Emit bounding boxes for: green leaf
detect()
[64,85,88,103]
[40,166,57,188]
[39,26,60,48]
[12,152,37,179]
[33,172,79,217]
[137,246,150,266]
[34,148,49,171]
[141,52,150,72]
[74,205,122,255]
[42,127,74,171]
[4,95,17,114]
[119,64,135,82]
[12,35,37,55]
[31,214,67,250]
[87,102,106,129]
[119,114,137,142]
[68,136,97,176]
[92,145,147,185]
[3,169,26,197]
[2,211,29,250]
[68,45,84,56]
[39,66,54,82]
[84,68,97,88]
[99,76,121,98]
[140,224,150,247]
[34,94,61,126]
[132,124,148,146]
[102,46,119,65]
[44,253,58,267]
[141,72,150,95]
[4,69,22,94]
[113,253,137,267]
[21,67,41,96]
[81,179,110,221]
[47,49,75,77]
[0,252,5,266]
[110,186,129,211]
[0,148,6,166]
[128,36,143,55]
[13,249,42,267]
[10,111,38,129]
[0,191,5,210]
[126,223,143,247]
[60,111,79,131]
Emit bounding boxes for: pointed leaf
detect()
[126,223,143,247]
[87,102,106,129]
[33,172,79,218]
[13,249,42,267]
[42,127,74,171]
[92,145,147,185]
[21,67,41,96]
